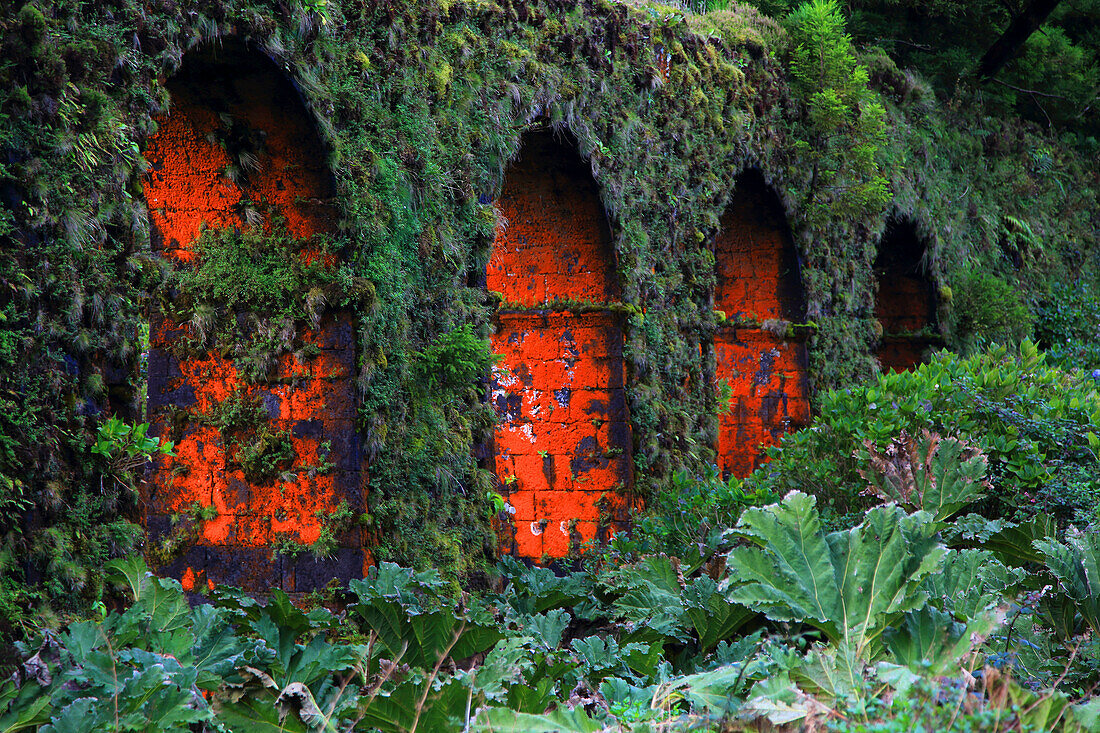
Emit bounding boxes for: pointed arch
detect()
[874,217,939,371]
[142,41,365,592]
[713,170,805,323]
[488,130,632,560]
[712,170,811,477]
[487,130,618,305]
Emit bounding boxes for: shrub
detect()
[1034,280,1100,372]
[785,0,891,222]
[622,465,779,564]
[413,324,498,395]
[950,267,1034,352]
[750,341,1100,525]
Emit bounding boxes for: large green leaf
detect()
[520,610,568,651]
[495,557,590,615]
[974,515,1056,567]
[859,430,989,521]
[608,557,753,653]
[475,707,604,733]
[39,699,103,733]
[508,654,573,713]
[740,676,826,727]
[884,606,998,674]
[569,636,648,681]
[215,692,308,733]
[105,556,150,601]
[348,563,448,612]
[657,664,750,713]
[1072,697,1100,731]
[922,549,1024,621]
[352,599,501,670]
[789,642,864,704]
[723,492,946,656]
[0,678,51,733]
[357,676,470,733]
[682,576,755,654]
[1035,531,1100,634]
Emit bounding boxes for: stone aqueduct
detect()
[141,46,938,590]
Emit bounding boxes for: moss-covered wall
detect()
[1,0,1097,612]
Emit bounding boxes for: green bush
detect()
[750,341,1100,525]
[950,267,1034,352]
[785,0,891,222]
[1034,281,1100,372]
[617,465,778,565]
[160,228,367,383]
[413,325,498,395]
[184,228,341,316]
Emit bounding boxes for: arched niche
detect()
[142,42,366,593]
[143,43,334,248]
[874,218,939,372]
[712,170,811,478]
[488,130,632,560]
[713,170,805,323]
[486,130,619,305]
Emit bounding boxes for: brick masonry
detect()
[135,55,931,578]
[874,219,939,372]
[713,173,811,477]
[141,46,366,592]
[488,132,633,559]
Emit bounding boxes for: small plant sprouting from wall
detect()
[413,325,498,396]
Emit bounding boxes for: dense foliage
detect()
[1,5,1099,727]
[4,486,1100,730]
[751,341,1100,526]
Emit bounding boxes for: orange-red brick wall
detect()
[714,330,811,476]
[142,48,366,592]
[487,134,619,305]
[874,221,937,372]
[488,133,632,559]
[713,174,811,477]
[714,177,803,322]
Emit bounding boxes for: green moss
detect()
[158,227,366,383]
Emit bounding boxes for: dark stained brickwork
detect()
[874,219,939,372]
[142,46,366,592]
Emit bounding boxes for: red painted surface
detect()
[874,220,938,372]
[714,329,811,477]
[142,46,365,592]
[713,172,811,476]
[487,132,619,306]
[488,132,632,559]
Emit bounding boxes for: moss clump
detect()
[158,227,368,383]
[196,389,300,485]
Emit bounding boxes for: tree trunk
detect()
[976,0,1062,80]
